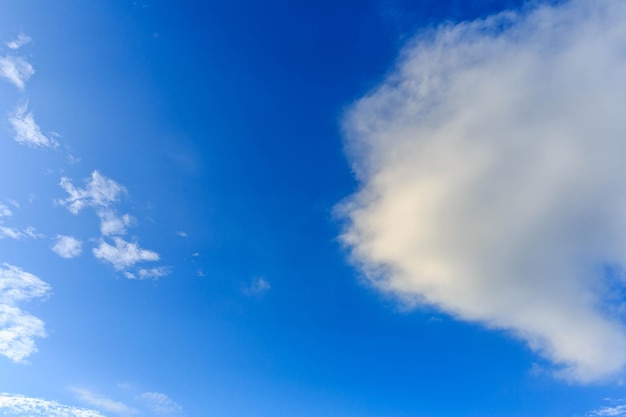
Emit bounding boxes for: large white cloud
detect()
[0,264,50,363]
[340,0,626,383]
[0,393,105,417]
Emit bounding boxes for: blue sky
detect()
[2,0,626,416]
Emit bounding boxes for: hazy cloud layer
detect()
[9,102,59,149]
[0,55,34,90]
[0,264,50,363]
[340,0,626,383]
[0,393,106,417]
[136,392,182,415]
[51,235,83,259]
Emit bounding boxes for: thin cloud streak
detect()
[340,0,626,383]
[71,388,136,416]
[136,392,183,415]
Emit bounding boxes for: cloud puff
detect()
[0,393,105,417]
[0,204,13,218]
[51,235,83,259]
[242,277,271,297]
[9,102,59,149]
[93,238,159,270]
[97,210,133,236]
[58,171,126,215]
[339,0,626,383]
[0,55,34,90]
[6,33,32,50]
[71,388,136,416]
[136,392,182,416]
[0,264,50,363]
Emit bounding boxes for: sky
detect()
[2,0,626,416]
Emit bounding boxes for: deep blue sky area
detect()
[0,1,624,417]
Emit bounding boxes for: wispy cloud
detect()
[93,237,159,270]
[71,388,136,416]
[340,0,626,383]
[51,235,83,259]
[6,33,32,50]
[124,267,170,280]
[9,102,59,149]
[589,400,626,416]
[0,55,34,90]
[0,393,105,417]
[58,171,126,215]
[0,225,44,240]
[136,392,182,416]
[0,226,23,240]
[0,264,51,363]
[242,277,270,297]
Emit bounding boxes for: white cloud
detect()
[176,231,187,238]
[58,171,126,215]
[71,388,136,416]
[0,55,34,90]
[6,33,32,50]
[242,277,270,296]
[93,237,159,271]
[9,102,59,149]
[136,392,182,416]
[97,210,133,236]
[0,393,106,417]
[339,0,626,383]
[51,235,83,259]
[0,264,50,363]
